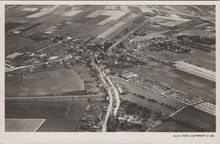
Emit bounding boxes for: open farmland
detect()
[5,36,54,56]
[5,75,22,96]
[111,77,185,115]
[36,119,77,132]
[5,5,142,49]
[5,97,91,132]
[149,118,199,132]
[142,46,215,71]
[5,119,45,132]
[5,5,216,132]
[62,10,82,17]
[64,97,88,119]
[97,22,126,39]
[5,22,23,32]
[126,60,215,104]
[174,61,215,82]
[19,69,84,96]
[148,15,190,27]
[119,93,182,116]
[5,36,37,55]
[171,106,215,132]
[6,98,72,118]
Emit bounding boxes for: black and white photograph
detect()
[4,4,216,133]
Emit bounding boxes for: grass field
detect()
[111,77,185,115]
[142,47,215,71]
[5,5,142,52]
[126,59,215,104]
[148,16,190,27]
[62,10,82,17]
[36,119,77,132]
[5,36,37,55]
[149,118,199,132]
[172,106,215,132]
[97,22,125,39]
[172,69,215,104]
[119,93,181,116]
[64,98,88,119]
[174,61,215,82]
[6,97,92,132]
[6,119,45,132]
[5,22,23,32]
[19,69,85,96]
[86,10,105,18]
[5,76,22,96]
[5,36,54,56]
[6,98,71,119]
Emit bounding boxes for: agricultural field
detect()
[6,98,72,119]
[5,22,23,32]
[5,36,38,56]
[5,119,45,132]
[149,118,199,132]
[19,69,84,96]
[36,119,77,132]
[171,106,216,132]
[5,75,22,96]
[119,93,182,116]
[142,47,215,71]
[5,97,90,132]
[111,77,185,115]
[147,15,190,27]
[5,5,216,132]
[5,5,142,55]
[126,59,216,104]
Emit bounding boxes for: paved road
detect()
[37,41,62,53]
[106,76,120,117]
[94,64,113,132]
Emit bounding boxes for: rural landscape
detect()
[5,5,215,132]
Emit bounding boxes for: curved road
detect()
[94,64,113,132]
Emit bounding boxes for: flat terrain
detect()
[172,106,215,132]
[149,119,199,132]
[119,93,179,116]
[5,5,141,54]
[6,98,72,118]
[18,69,84,96]
[36,119,77,132]
[111,77,185,115]
[5,97,89,132]
[126,60,215,104]
[5,75,22,96]
[5,119,45,132]
[5,5,215,132]
[142,48,215,71]
[6,69,85,97]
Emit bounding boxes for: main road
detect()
[94,64,120,132]
[94,64,113,132]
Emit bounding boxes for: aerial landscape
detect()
[5,5,215,132]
